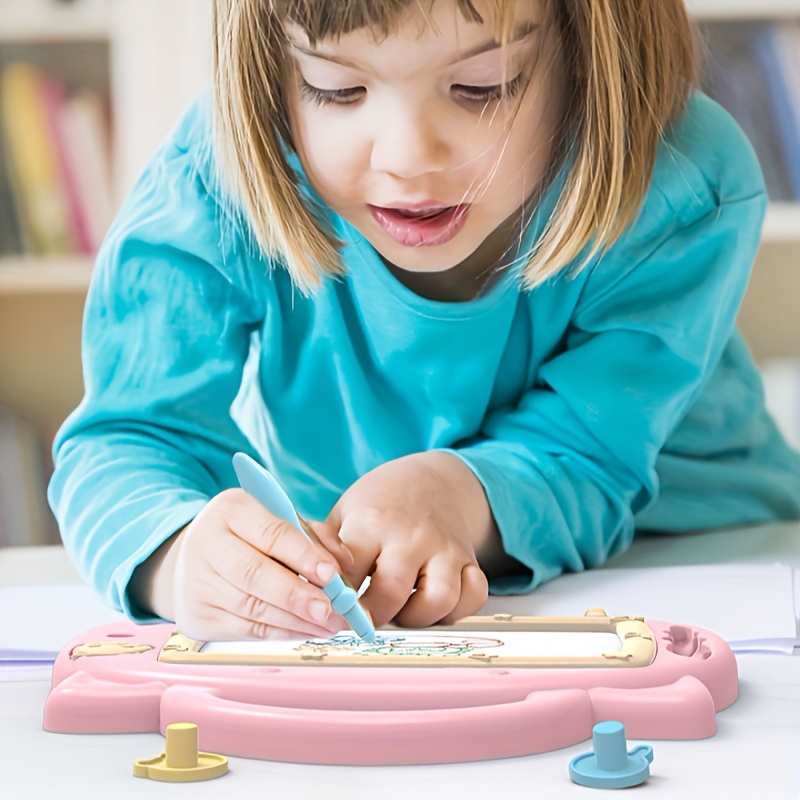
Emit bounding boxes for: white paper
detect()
[0,584,126,660]
[794,567,800,639]
[483,563,798,654]
[0,663,53,682]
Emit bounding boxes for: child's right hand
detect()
[130,489,349,642]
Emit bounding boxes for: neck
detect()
[383,206,528,303]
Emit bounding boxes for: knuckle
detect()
[357,506,389,532]
[377,572,414,605]
[465,563,490,597]
[239,555,266,595]
[246,620,270,639]
[437,582,462,608]
[241,592,269,622]
[257,518,294,554]
[417,570,455,601]
[283,582,310,615]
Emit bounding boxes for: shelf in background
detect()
[763,204,800,244]
[688,0,800,19]
[0,202,797,296]
[0,1,110,43]
[0,257,94,294]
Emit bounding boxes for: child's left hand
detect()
[312,452,491,629]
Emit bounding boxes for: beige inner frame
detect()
[158,610,656,669]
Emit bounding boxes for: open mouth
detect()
[394,207,452,220]
[368,204,470,247]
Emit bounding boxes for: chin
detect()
[371,237,481,274]
[381,254,466,274]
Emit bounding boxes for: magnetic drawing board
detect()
[168,612,649,667]
[44,609,740,765]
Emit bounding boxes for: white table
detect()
[1,522,799,800]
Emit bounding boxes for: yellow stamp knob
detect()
[133,723,228,782]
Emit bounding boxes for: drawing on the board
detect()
[296,632,505,659]
[153,612,662,668]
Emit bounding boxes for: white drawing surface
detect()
[200,630,623,661]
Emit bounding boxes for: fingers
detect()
[178,571,345,642]
[323,505,378,592]
[331,531,381,598]
[172,490,352,641]
[330,509,488,629]
[356,547,419,628]
[221,489,341,588]
[439,563,489,624]
[359,546,489,630]
[391,559,488,629]
[304,520,356,574]
[200,517,345,634]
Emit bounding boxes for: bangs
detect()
[271,0,513,44]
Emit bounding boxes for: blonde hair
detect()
[212,1,696,294]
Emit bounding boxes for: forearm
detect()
[448,438,638,594]
[49,433,215,620]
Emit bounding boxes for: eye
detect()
[298,79,365,106]
[452,73,527,105]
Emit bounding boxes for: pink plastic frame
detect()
[43,612,738,765]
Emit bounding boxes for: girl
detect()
[49,0,800,642]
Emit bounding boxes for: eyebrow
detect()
[289,22,539,70]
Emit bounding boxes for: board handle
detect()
[159,684,595,765]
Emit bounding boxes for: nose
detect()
[369,100,450,179]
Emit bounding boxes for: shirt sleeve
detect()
[447,179,768,594]
[48,100,266,620]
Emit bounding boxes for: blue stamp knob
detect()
[569,721,653,789]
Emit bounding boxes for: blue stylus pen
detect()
[232,452,376,643]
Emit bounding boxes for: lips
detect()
[368,204,470,246]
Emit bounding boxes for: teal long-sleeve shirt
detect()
[49,91,800,620]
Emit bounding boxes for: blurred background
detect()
[0,0,798,546]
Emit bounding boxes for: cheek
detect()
[474,127,545,205]
[293,112,364,199]
[461,108,548,197]
[488,94,559,199]
[512,124,550,183]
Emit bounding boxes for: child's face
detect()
[286,0,561,276]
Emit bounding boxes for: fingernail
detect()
[316,562,336,583]
[310,600,330,624]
